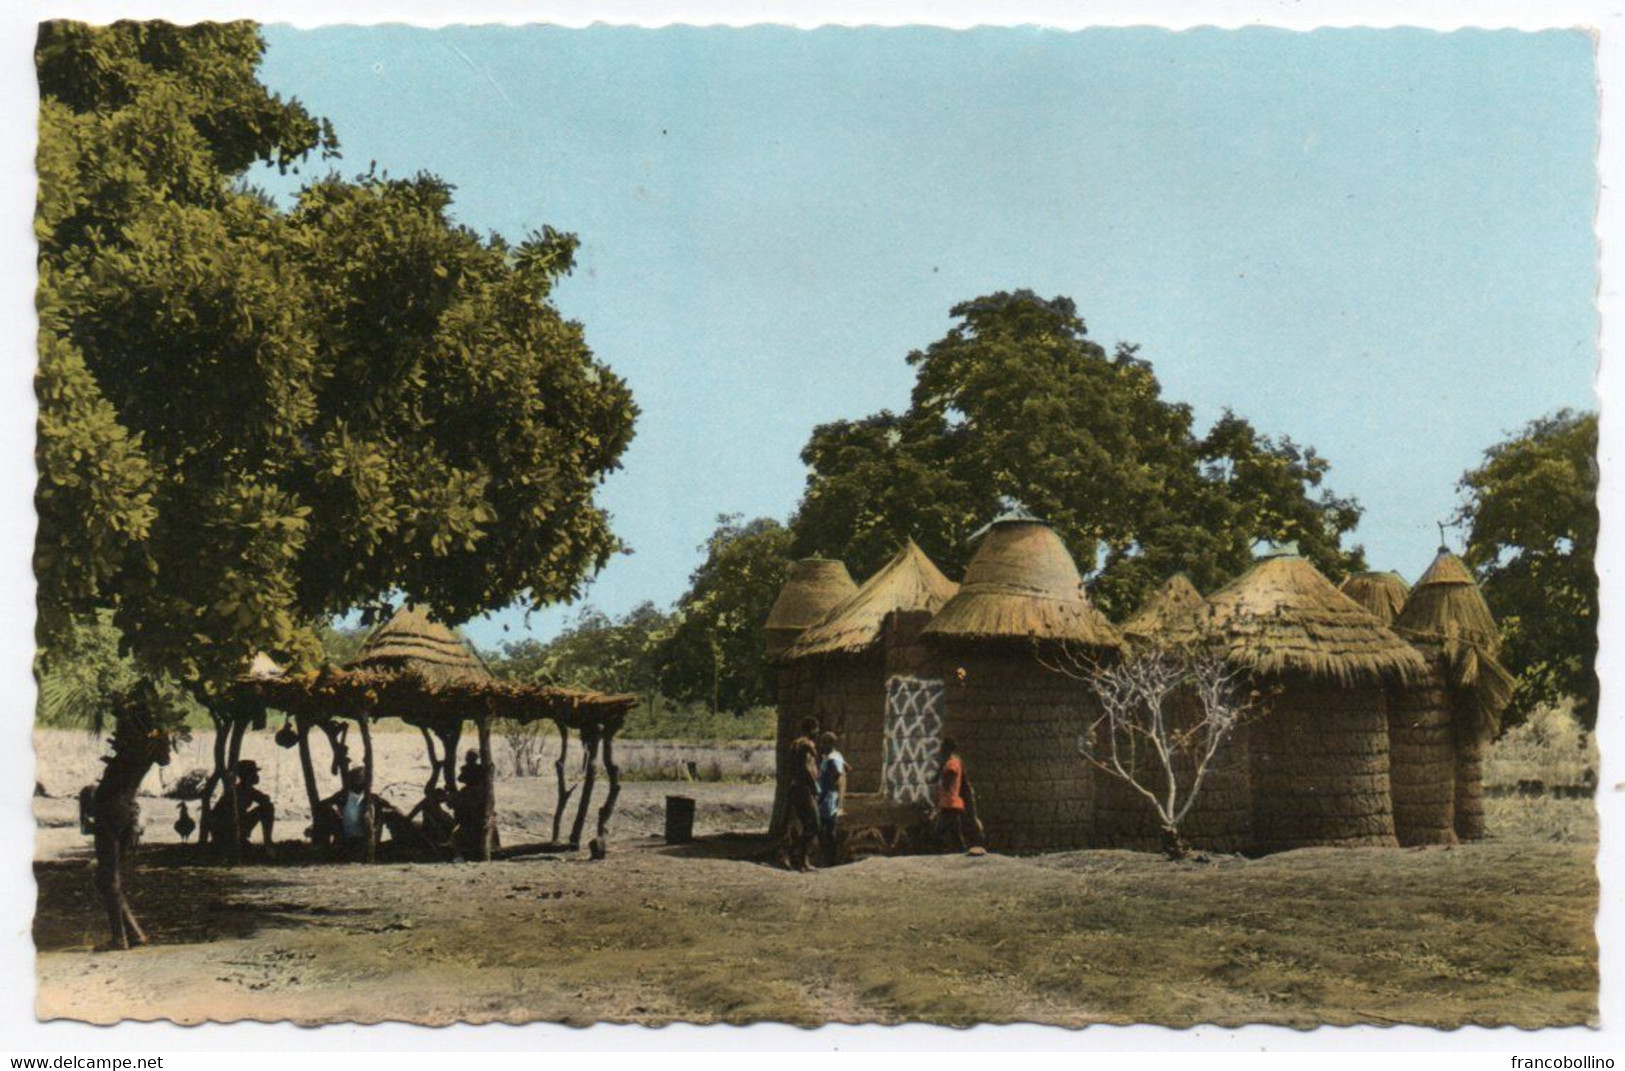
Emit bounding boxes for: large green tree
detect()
[789,292,1363,616]
[36,21,636,697]
[660,515,792,714]
[1457,409,1597,730]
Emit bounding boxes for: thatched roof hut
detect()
[921,519,1120,650]
[1120,573,1207,644]
[1205,552,1426,688]
[1338,571,1411,627]
[787,539,957,660]
[1207,549,1423,851]
[765,558,859,660]
[921,518,1118,852]
[774,541,956,800]
[348,604,492,684]
[1393,548,1514,842]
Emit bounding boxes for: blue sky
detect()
[254,25,1599,651]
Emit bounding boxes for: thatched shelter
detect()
[921,518,1122,852]
[766,558,859,833]
[1206,549,1426,852]
[1393,548,1514,842]
[1092,574,1253,854]
[1339,571,1411,627]
[240,604,637,862]
[782,540,958,794]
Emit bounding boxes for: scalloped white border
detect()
[2,0,1617,1056]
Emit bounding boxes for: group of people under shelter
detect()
[779,717,981,870]
[193,747,495,862]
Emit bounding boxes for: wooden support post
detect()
[476,714,496,862]
[294,717,323,841]
[569,727,601,850]
[203,708,229,851]
[418,724,440,795]
[358,713,375,864]
[591,727,622,858]
[550,719,574,845]
[436,723,461,795]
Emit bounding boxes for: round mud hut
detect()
[1339,571,1412,627]
[765,558,860,834]
[1392,548,1514,843]
[920,517,1122,853]
[1206,548,1426,852]
[782,539,958,794]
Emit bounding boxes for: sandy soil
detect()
[32,733,1598,1028]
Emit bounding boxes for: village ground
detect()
[31,727,1598,1028]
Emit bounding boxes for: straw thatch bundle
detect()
[1339,571,1411,627]
[922,518,1118,852]
[1120,573,1207,645]
[765,558,859,660]
[1206,551,1421,851]
[349,604,492,684]
[1204,553,1426,688]
[786,540,957,660]
[1393,548,1514,842]
[921,520,1120,650]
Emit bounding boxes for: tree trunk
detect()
[476,714,496,862]
[222,710,247,866]
[1160,823,1190,861]
[358,714,375,864]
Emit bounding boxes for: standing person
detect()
[935,738,970,853]
[782,718,821,871]
[816,731,848,866]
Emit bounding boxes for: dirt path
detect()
[35,792,1597,1028]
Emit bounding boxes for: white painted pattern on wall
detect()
[884,676,945,805]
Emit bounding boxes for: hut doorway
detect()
[883,676,944,804]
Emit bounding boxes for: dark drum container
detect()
[665,795,696,845]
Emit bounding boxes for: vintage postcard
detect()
[23,6,1608,1040]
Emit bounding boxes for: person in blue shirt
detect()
[816,731,848,866]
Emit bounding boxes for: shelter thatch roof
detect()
[1203,550,1426,687]
[348,604,491,684]
[244,664,637,731]
[1394,548,1514,736]
[243,652,286,681]
[785,539,958,660]
[921,519,1120,650]
[1338,571,1411,626]
[1121,573,1207,643]
[765,558,859,659]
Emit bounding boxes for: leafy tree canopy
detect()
[36,21,637,694]
[1457,409,1597,729]
[789,291,1363,616]
[660,515,792,713]
[490,601,674,697]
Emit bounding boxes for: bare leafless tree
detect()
[496,717,550,778]
[1046,642,1262,859]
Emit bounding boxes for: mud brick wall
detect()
[1249,679,1398,851]
[1387,668,1458,846]
[937,650,1096,853]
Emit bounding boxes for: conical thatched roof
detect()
[1203,550,1426,687]
[243,652,286,681]
[1338,571,1411,626]
[348,604,491,684]
[921,519,1120,649]
[1394,548,1514,736]
[1121,573,1206,643]
[764,558,859,659]
[785,539,958,660]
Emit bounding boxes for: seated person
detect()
[320,768,427,859]
[206,759,276,857]
[406,786,457,849]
